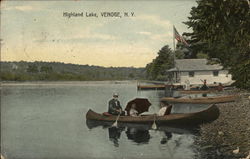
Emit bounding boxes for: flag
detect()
[173,26,189,46]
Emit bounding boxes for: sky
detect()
[1,0,197,67]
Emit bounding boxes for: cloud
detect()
[3,5,39,12]
[34,32,117,43]
[2,40,155,67]
[34,21,117,43]
[62,42,155,67]
[73,32,117,41]
[134,15,173,42]
[137,31,152,35]
[136,15,171,29]
[151,32,172,41]
[69,20,118,41]
[136,30,172,41]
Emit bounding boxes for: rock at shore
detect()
[195,90,250,159]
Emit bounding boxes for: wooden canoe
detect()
[86,104,219,126]
[178,90,216,94]
[137,84,185,90]
[137,84,165,90]
[161,95,237,104]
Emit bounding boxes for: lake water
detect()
[1,81,209,159]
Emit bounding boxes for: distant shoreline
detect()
[1,61,146,81]
[0,80,139,86]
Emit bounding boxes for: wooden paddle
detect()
[151,114,157,130]
[112,113,121,127]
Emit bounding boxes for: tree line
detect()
[0,61,146,81]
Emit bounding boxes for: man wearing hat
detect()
[108,93,125,115]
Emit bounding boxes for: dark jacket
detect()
[200,84,209,90]
[108,99,122,115]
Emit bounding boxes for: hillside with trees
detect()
[0,61,146,81]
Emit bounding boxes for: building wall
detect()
[179,70,232,85]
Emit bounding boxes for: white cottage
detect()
[167,59,233,86]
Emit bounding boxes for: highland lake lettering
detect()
[63,12,135,18]
[63,12,84,18]
[86,12,98,17]
[101,12,121,18]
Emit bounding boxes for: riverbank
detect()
[196,89,250,159]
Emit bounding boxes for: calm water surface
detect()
[1,81,208,159]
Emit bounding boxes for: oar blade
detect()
[111,113,120,127]
[151,122,157,130]
[151,114,157,130]
[112,121,118,127]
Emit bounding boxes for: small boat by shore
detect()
[86,104,219,126]
[161,95,237,104]
[137,84,166,90]
[137,84,185,90]
[178,90,217,94]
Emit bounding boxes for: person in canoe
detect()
[157,102,172,116]
[129,103,139,117]
[200,79,209,97]
[184,79,190,90]
[108,93,125,115]
[217,83,224,91]
[200,79,209,90]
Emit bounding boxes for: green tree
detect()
[0,72,15,80]
[128,73,135,79]
[184,0,250,89]
[196,52,209,59]
[40,66,53,73]
[27,64,39,73]
[146,45,174,80]
[175,41,191,59]
[145,61,154,79]
[175,50,185,59]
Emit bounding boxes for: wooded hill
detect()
[0,61,146,81]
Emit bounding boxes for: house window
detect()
[189,71,194,77]
[213,71,219,76]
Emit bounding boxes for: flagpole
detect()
[173,25,178,84]
[173,25,176,67]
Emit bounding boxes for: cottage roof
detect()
[168,59,223,72]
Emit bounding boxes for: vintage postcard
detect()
[1,0,249,159]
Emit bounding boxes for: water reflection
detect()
[126,127,150,144]
[108,127,125,147]
[107,126,151,146]
[160,131,173,144]
[87,119,199,149]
